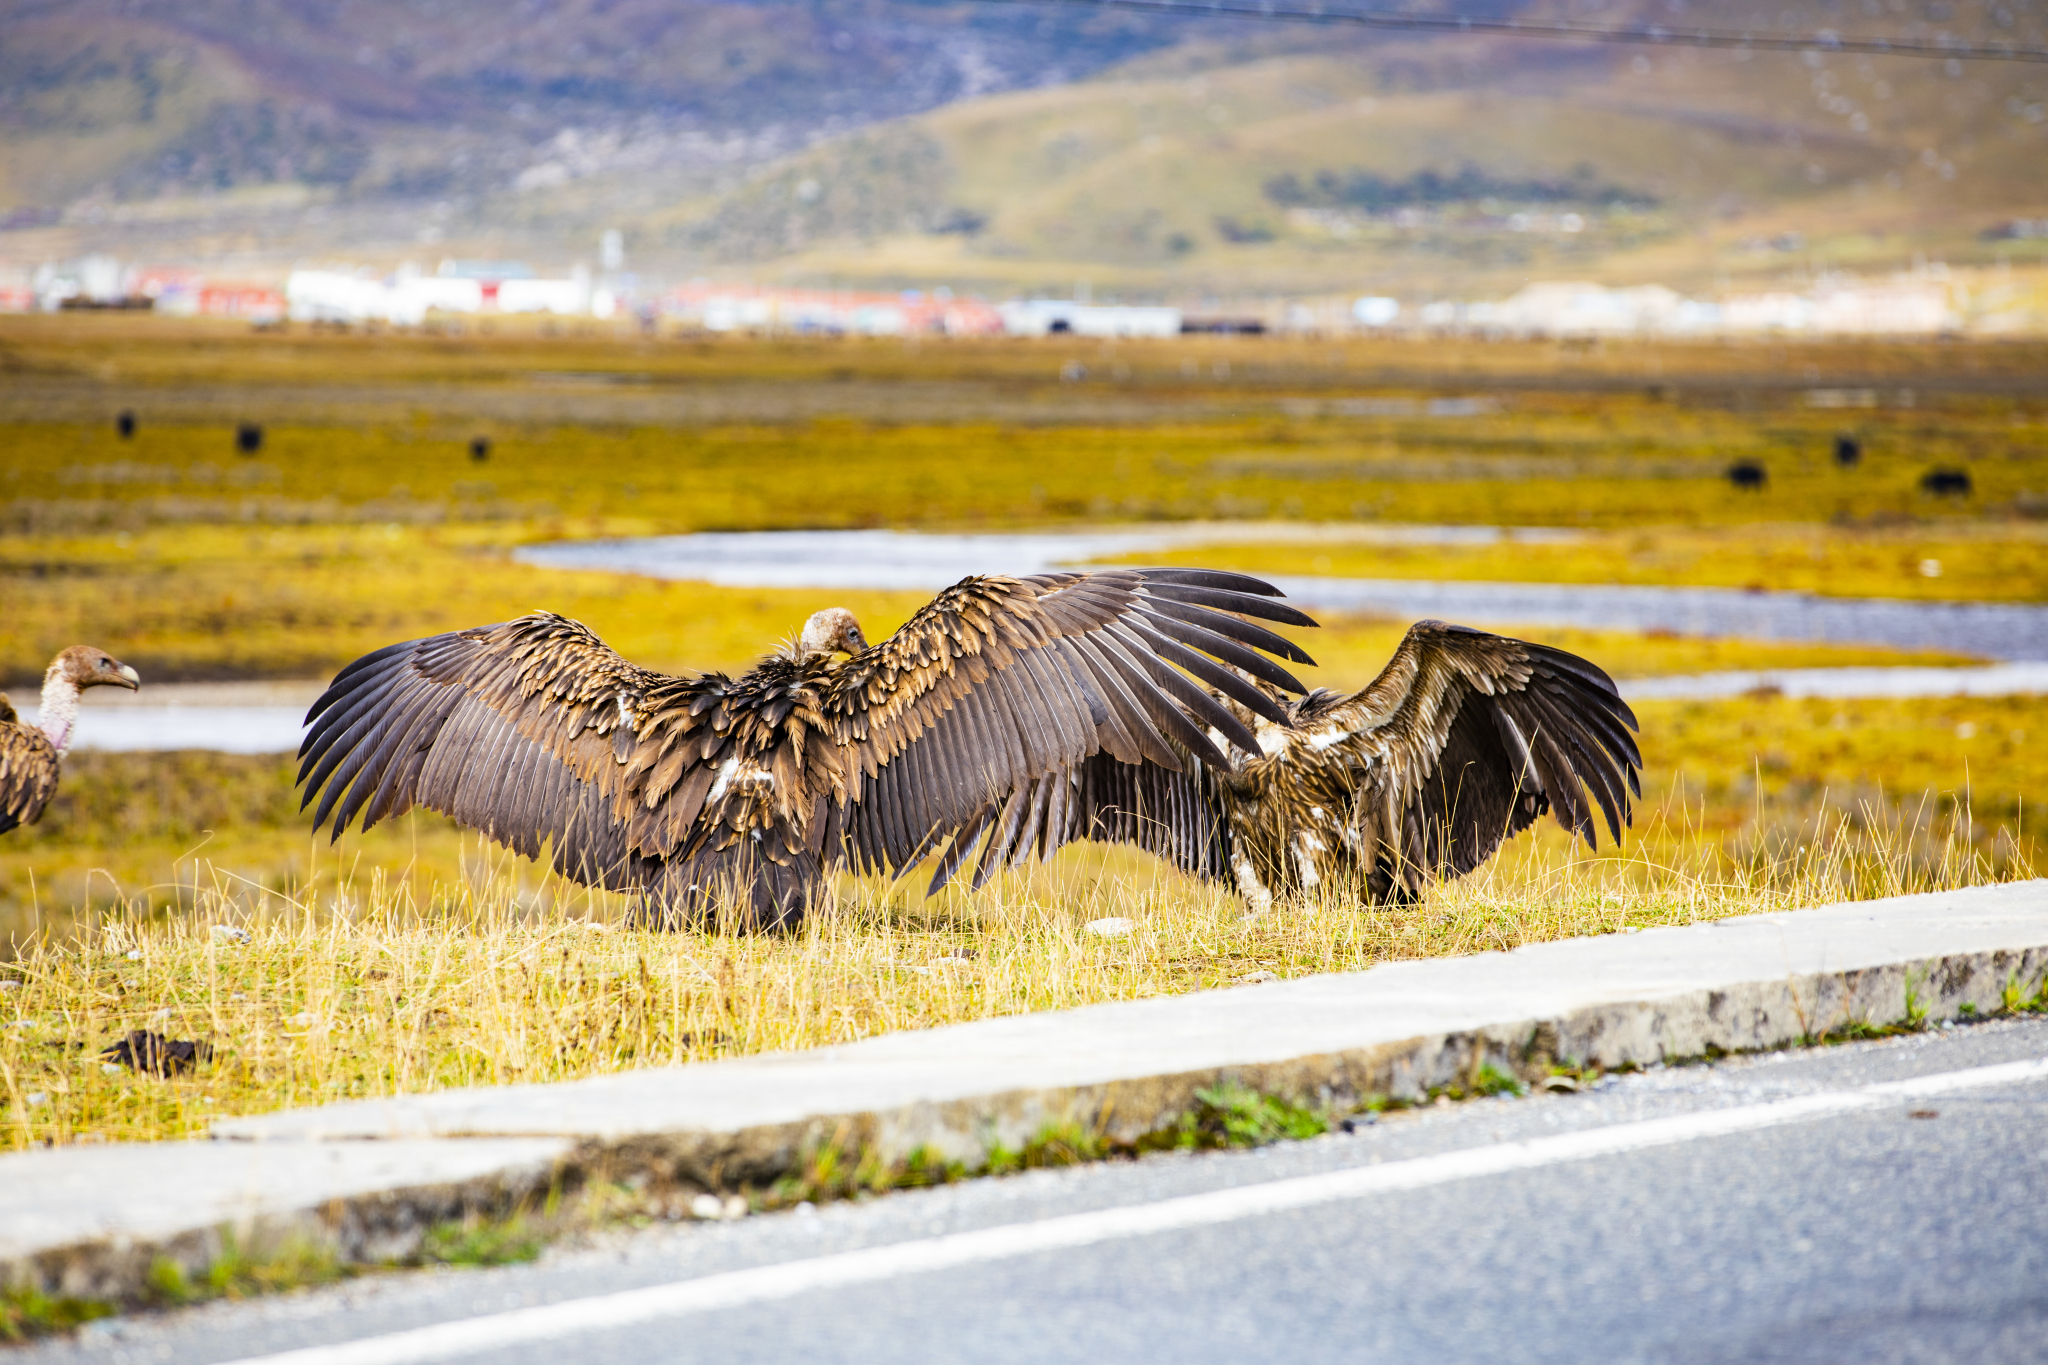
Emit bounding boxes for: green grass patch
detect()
[0,1286,116,1344]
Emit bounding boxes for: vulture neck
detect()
[38,666,81,753]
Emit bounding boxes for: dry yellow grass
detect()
[1,756,2034,1152]
[3,322,2042,1153]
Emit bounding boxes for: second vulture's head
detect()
[798,608,870,658]
[50,646,142,693]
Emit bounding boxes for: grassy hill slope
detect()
[661,12,2048,296]
[2,0,2044,295]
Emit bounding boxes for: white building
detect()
[498,265,593,317]
[286,270,410,324]
[285,261,606,324]
[1482,282,1719,337]
[997,300,1182,338]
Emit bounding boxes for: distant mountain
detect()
[2,0,2044,297]
[657,1,2048,296]
[0,0,1203,239]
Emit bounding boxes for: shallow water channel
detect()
[15,528,2045,753]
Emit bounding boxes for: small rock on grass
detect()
[1084,917,1133,938]
[1234,970,1280,986]
[210,925,251,945]
[688,1193,749,1221]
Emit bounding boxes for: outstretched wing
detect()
[822,567,1316,887]
[923,748,1232,896]
[297,613,705,891]
[1290,621,1641,893]
[0,718,60,835]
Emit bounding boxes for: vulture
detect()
[0,646,143,834]
[298,569,1639,927]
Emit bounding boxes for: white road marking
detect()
[217,1057,2048,1365]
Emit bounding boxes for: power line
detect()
[976,0,2048,64]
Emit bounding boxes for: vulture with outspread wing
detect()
[967,619,1644,912]
[299,570,1638,927]
[1,646,143,835]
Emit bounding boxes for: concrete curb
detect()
[6,880,2046,1306]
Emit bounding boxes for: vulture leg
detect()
[1231,845,1275,916]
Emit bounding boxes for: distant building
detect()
[282,260,613,324]
[1352,296,1400,327]
[1470,282,1718,337]
[664,283,1004,336]
[498,265,593,317]
[997,300,1181,338]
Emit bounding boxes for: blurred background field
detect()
[5,204,2048,1142]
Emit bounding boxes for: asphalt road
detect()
[31,1017,2048,1365]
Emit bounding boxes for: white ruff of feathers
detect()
[38,663,82,754]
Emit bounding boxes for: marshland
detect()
[2,315,2043,1150]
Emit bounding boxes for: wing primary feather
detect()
[1122,617,1292,725]
[300,670,434,807]
[1049,639,1145,764]
[971,789,1031,891]
[1099,626,1257,759]
[1524,643,1626,697]
[1062,637,1182,769]
[927,806,995,895]
[1541,678,1643,796]
[1519,689,1630,841]
[1133,568,1290,596]
[1132,607,1310,694]
[299,653,419,761]
[1136,583,1319,629]
[1136,598,1316,666]
[352,697,455,830]
[308,637,430,720]
[1010,777,1050,867]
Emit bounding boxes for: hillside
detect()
[657,5,2048,296]
[0,0,1197,260]
[1,0,2045,297]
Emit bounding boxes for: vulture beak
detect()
[114,664,141,690]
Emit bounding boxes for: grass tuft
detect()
[0,1287,115,1344]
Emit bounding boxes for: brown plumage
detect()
[300,578,1639,926]
[298,569,1319,927]
[1,646,142,835]
[946,620,1640,909]
[1159,621,1638,909]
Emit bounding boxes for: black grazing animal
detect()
[1833,434,1860,467]
[236,422,264,455]
[1727,461,1767,491]
[117,410,137,439]
[1920,467,1972,497]
[298,571,1638,928]
[470,437,492,462]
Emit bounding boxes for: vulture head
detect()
[798,608,870,658]
[52,646,141,693]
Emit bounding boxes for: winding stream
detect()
[519,527,2048,663]
[16,528,2044,753]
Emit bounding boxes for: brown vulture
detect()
[298,571,1638,927]
[0,646,142,835]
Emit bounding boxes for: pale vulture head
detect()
[799,608,870,658]
[51,646,141,692]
